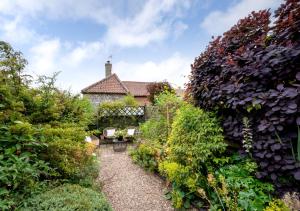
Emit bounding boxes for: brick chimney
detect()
[105,61,112,77]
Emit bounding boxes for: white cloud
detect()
[28,39,61,75]
[0,0,192,47]
[114,53,192,88]
[65,41,104,66]
[0,16,38,45]
[200,0,282,36]
[0,0,193,93]
[0,0,116,23]
[25,38,106,92]
[105,0,192,47]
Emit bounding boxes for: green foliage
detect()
[140,118,168,144]
[21,184,112,211]
[211,158,274,211]
[264,199,290,211]
[157,104,226,209]
[0,41,103,209]
[167,103,226,167]
[131,92,183,173]
[140,91,183,144]
[130,143,159,172]
[0,152,53,210]
[115,129,127,138]
[123,94,138,107]
[0,120,54,209]
[45,140,98,180]
[41,124,88,142]
[98,94,139,111]
[146,81,175,104]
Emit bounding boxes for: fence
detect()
[98,106,146,117]
[95,106,148,132]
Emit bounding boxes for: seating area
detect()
[100,127,138,152]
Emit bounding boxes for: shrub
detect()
[167,104,226,167]
[0,41,102,209]
[211,158,274,210]
[159,103,226,208]
[130,143,159,172]
[45,140,98,181]
[132,92,183,171]
[21,184,112,211]
[146,82,175,104]
[140,91,183,144]
[264,199,289,211]
[41,124,88,142]
[123,94,138,107]
[0,120,53,209]
[188,0,300,189]
[140,118,168,144]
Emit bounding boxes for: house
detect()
[81,61,152,106]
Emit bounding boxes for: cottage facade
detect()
[81,61,151,107]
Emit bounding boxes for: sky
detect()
[0,0,283,93]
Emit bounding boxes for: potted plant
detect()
[115,129,126,141]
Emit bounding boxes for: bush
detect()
[167,104,226,167]
[132,92,183,171]
[45,140,98,181]
[130,143,159,172]
[140,118,168,144]
[146,82,174,104]
[210,158,274,210]
[140,91,183,144]
[264,199,289,211]
[188,0,300,189]
[21,184,112,211]
[159,103,226,208]
[0,41,101,208]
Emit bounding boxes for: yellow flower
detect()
[207,173,216,186]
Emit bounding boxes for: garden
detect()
[131,1,300,210]
[0,41,111,210]
[1,0,300,210]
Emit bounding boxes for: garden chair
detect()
[103,127,116,143]
[124,126,137,142]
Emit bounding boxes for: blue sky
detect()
[0,0,282,93]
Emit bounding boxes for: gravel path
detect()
[98,145,174,211]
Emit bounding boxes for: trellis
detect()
[98,106,145,117]
[96,106,147,131]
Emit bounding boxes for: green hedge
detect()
[21,184,112,211]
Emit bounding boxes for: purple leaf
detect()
[297,117,300,126]
[296,72,300,81]
[276,84,284,91]
[294,170,300,180]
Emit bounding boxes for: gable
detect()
[81,74,128,94]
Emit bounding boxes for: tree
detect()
[146,81,174,104]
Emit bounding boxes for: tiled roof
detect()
[81,74,128,94]
[81,74,151,96]
[123,81,151,96]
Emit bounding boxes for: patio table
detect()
[112,139,128,152]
